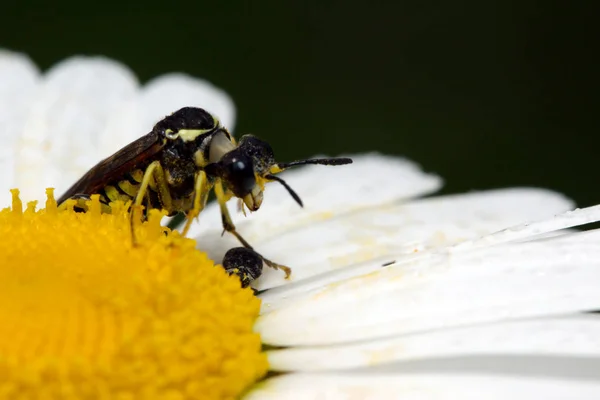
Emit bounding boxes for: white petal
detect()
[15,56,139,202]
[257,228,600,346]
[0,49,40,206]
[268,315,600,372]
[252,187,572,292]
[245,373,600,400]
[140,73,236,132]
[192,154,442,277]
[454,203,600,250]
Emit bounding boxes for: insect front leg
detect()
[131,161,173,244]
[214,180,292,279]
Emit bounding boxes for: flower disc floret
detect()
[0,189,267,399]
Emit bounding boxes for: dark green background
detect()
[3,2,598,206]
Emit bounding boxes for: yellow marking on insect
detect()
[130,169,144,183]
[104,185,130,203]
[147,176,158,191]
[194,149,206,167]
[255,173,268,191]
[117,180,139,197]
[164,128,176,139]
[178,129,213,142]
[269,165,284,174]
[215,182,234,203]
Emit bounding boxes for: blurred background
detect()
[2,1,598,205]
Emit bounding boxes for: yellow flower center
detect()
[0,189,267,399]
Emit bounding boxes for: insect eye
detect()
[222,154,256,196]
[232,160,246,172]
[165,129,179,140]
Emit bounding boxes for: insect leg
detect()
[151,163,174,212]
[181,170,211,237]
[130,161,172,243]
[214,180,292,278]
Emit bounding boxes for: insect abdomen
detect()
[96,168,161,209]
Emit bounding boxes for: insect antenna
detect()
[277,157,353,169]
[265,174,303,207]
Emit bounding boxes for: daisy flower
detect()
[1,49,600,399]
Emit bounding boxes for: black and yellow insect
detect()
[58,107,352,287]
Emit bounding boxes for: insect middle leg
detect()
[131,160,173,243]
[214,180,292,279]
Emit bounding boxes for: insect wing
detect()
[57,132,164,204]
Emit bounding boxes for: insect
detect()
[58,107,352,287]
